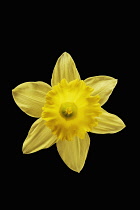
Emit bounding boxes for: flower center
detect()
[41,79,102,141]
[59,102,77,120]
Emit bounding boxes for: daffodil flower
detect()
[12,52,125,172]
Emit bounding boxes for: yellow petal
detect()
[84,76,117,105]
[22,118,57,154]
[51,52,81,86]
[91,108,126,134]
[12,81,52,118]
[56,133,90,172]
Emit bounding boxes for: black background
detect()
[8,6,130,207]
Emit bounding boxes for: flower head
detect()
[12,52,126,172]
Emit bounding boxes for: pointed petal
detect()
[12,81,52,118]
[84,76,117,105]
[91,109,126,134]
[51,52,81,86]
[56,133,90,172]
[22,118,57,154]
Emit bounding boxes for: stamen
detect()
[59,102,77,120]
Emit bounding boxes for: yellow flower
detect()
[12,52,126,172]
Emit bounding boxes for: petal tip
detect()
[12,88,16,95]
[62,51,70,55]
[22,145,32,154]
[114,78,118,85]
[114,121,126,133]
[12,88,17,101]
[22,143,27,154]
[22,140,31,154]
[22,149,27,154]
[61,52,72,59]
[122,122,126,129]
